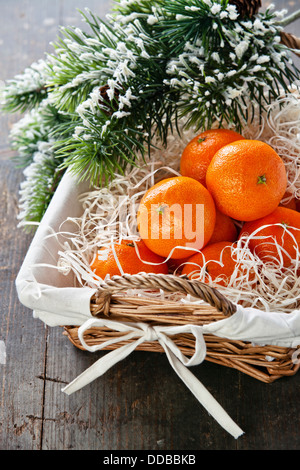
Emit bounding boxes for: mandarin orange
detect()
[181,241,237,287]
[209,209,237,244]
[90,239,168,278]
[137,176,216,259]
[180,128,244,186]
[239,207,300,267]
[206,140,287,221]
[165,214,236,271]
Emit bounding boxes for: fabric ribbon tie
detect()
[62,317,244,439]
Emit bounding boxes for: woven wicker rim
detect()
[90,273,237,317]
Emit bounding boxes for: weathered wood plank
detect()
[0,160,45,449]
[0,0,110,450]
[0,0,62,154]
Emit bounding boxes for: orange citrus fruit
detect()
[209,209,237,244]
[181,241,237,287]
[90,239,169,278]
[180,128,244,186]
[137,176,216,259]
[166,214,237,270]
[239,207,300,267]
[206,139,287,221]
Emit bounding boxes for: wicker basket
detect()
[63,272,300,384]
[59,27,300,386]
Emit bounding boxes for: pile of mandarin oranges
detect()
[91,128,300,287]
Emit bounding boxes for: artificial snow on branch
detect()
[1,0,300,228]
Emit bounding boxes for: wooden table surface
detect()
[1,0,300,452]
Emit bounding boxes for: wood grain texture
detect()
[0,0,300,451]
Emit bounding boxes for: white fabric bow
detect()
[62,317,244,439]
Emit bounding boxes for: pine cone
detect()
[280,31,300,58]
[228,0,262,18]
[99,84,121,116]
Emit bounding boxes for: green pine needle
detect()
[2,0,300,227]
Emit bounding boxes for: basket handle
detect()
[92,273,237,317]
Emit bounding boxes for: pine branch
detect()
[9,99,76,228]
[1,60,49,114]
[9,99,74,167]
[3,0,300,227]
[160,1,300,130]
[17,142,66,230]
[55,114,148,186]
[44,7,182,183]
[275,8,300,27]
[46,9,129,113]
